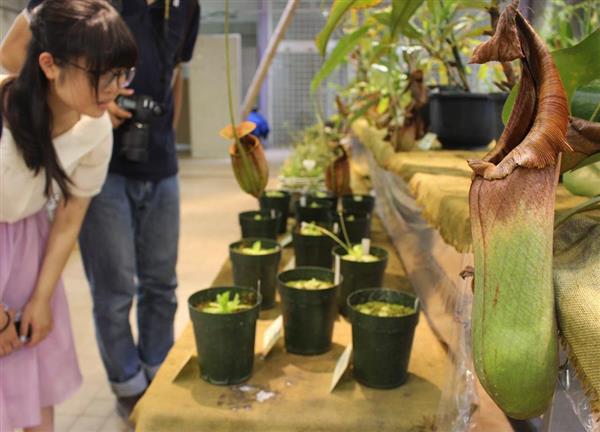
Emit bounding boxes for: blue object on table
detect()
[247,109,270,139]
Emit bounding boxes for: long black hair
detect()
[0,0,137,200]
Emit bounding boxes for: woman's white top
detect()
[0,111,113,223]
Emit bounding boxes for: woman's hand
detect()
[20,295,53,347]
[0,308,23,356]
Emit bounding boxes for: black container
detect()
[334,211,371,244]
[296,199,334,225]
[333,245,388,315]
[259,190,291,234]
[341,194,375,215]
[188,287,261,385]
[239,210,281,240]
[308,192,338,211]
[277,267,339,355]
[429,91,508,149]
[347,288,419,388]
[229,238,281,309]
[292,224,335,269]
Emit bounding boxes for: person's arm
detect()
[172,65,183,129]
[19,195,91,346]
[0,11,32,74]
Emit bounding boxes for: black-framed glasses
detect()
[61,60,136,90]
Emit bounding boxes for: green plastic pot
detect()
[296,198,334,225]
[277,267,339,355]
[230,238,281,309]
[259,190,291,234]
[239,210,281,240]
[347,288,419,388]
[292,224,335,269]
[188,286,261,385]
[341,194,375,215]
[334,211,371,244]
[333,245,388,316]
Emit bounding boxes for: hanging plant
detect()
[325,144,352,196]
[222,0,268,198]
[467,0,570,419]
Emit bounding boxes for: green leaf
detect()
[555,194,600,228]
[311,24,371,93]
[571,80,600,121]
[315,0,380,55]
[390,0,424,38]
[503,29,600,123]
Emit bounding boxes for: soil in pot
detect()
[230,239,282,309]
[347,288,419,389]
[293,222,335,269]
[188,287,261,385]
[259,190,291,234]
[239,210,281,240]
[333,245,388,315]
[277,267,339,355]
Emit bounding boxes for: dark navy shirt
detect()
[28,0,200,182]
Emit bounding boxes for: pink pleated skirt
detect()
[0,210,81,431]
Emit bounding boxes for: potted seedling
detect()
[259,190,291,234]
[238,209,281,240]
[292,221,336,269]
[188,287,261,385]
[307,220,388,316]
[347,288,419,388]
[229,239,281,309]
[333,211,371,244]
[296,196,334,225]
[277,267,340,355]
[341,194,375,215]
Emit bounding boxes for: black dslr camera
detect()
[116,95,165,163]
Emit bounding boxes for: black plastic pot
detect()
[296,199,334,225]
[188,286,261,385]
[277,267,339,355]
[347,289,419,389]
[292,224,335,269]
[333,245,388,316]
[308,192,338,211]
[334,211,371,244]
[230,238,281,309]
[259,190,291,234]
[341,194,375,215]
[239,210,281,240]
[429,91,508,149]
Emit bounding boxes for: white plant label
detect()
[262,315,283,359]
[334,255,341,285]
[354,195,363,202]
[361,238,371,255]
[330,344,353,392]
[271,209,276,219]
[302,159,316,171]
[300,196,307,207]
[333,222,339,234]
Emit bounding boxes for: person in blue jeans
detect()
[1,0,201,418]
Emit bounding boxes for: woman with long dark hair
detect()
[0,1,136,430]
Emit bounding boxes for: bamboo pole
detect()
[241,0,300,119]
